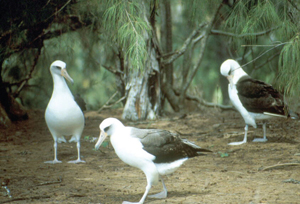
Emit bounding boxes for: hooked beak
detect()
[95,131,107,150]
[61,68,74,84]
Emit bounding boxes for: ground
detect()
[1,108,300,204]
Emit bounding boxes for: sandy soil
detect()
[1,108,300,204]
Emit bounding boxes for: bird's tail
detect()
[263,110,300,120]
[263,112,287,118]
[182,139,212,156]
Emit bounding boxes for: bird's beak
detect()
[61,68,74,84]
[95,131,107,150]
[226,75,234,88]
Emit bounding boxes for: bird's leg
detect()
[148,177,167,198]
[68,141,86,164]
[253,122,268,142]
[228,125,248,145]
[45,140,62,164]
[122,182,152,204]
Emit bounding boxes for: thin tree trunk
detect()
[122,1,161,120]
[122,40,161,120]
[161,0,173,85]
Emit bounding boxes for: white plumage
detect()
[45,60,85,164]
[95,118,211,204]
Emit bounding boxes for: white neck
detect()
[51,74,73,97]
[232,68,248,84]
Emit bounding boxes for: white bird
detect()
[220,59,297,145]
[95,118,211,204]
[45,60,85,164]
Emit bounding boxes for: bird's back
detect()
[236,76,286,115]
[141,130,211,163]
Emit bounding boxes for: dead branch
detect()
[101,64,124,76]
[98,91,118,113]
[174,89,234,110]
[241,42,288,68]
[210,26,280,38]
[259,163,300,171]
[93,58,124,77]
[36,177,62,186]
[161,22,207,66]
[250,51,280,75]
[192,33,205,44]
[178,2,223,105]
[13,48,42,97]
[44,0,72,22]
[98,92,126,113]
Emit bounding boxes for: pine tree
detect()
[220,0,300,107]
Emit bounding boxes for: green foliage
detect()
[102,0,151,70]
[278,35,300,97]
[181,0,221,24]
[100,141,109,148]
[220,0,300,105]
[218,151,229,158]
[3,0,300,112]
[223,1,298,47]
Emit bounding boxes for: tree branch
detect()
[98,92,125,113]
[250,51,280,74]
[13,48,42,97]
[173,88,234,110]
[2,15,88,58]
[178,2,223,105]
[44,0,72,22]
[287,0,300,12]
[161,82,179,112]
[210,26,280,38]
[161,22,207,66]
[260,163,300,171]
[241,42,288,68]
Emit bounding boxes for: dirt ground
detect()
[1,108,300,204]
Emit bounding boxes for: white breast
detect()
[45,93,84,136]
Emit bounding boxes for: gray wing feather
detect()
[130,127,171,146]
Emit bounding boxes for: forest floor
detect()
[1,108,300,204]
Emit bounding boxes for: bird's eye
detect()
[55,66,61,70]
[228,69,232,75]
[104,126,111,133]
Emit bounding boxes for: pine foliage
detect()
[223,0,300,103]
[278,35,300,96]
[102,0,151,70]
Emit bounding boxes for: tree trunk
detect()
[122,42,161,120]
[0,67,28,127]
[160,0,173,85]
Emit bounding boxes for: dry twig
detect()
[98,92,126,113]
[259,163,300,171]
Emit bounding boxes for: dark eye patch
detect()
[104,126,111,133]
[228,69,232,75]
[55,66,61,70]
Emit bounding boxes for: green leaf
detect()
[101,141,109,148]
[218,151,229,158]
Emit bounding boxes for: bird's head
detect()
[50,60,74,84]
[95,118,124,150]
[220,59,247,87]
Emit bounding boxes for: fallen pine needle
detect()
[259,163,300,171]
